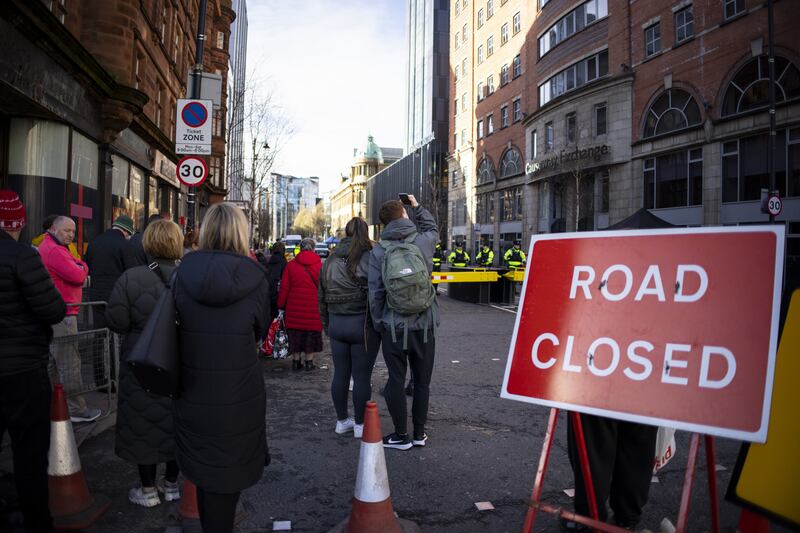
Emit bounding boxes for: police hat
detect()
[455,241,464,247]
[514,239,521,245]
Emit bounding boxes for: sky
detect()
[245,0,408,194]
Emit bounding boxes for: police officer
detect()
[475,243,494,267]
[447,241,470,267]
[504,240,526,268]
[432,242,445,271]
[293,243,300,257]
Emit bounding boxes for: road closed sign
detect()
[500,226,785,442]
[176,99,212,155]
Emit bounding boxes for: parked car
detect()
[314,243,330,258]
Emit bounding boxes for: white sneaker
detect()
[353,424,364,439]
[156,477,181,502]
[129,487,160,507]
[335,418,355,434]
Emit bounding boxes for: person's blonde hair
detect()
[142,219,184,260]
[198,202,249,256]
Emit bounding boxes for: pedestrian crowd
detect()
[1,187,659,533]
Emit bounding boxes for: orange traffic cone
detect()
[738,509,770,533]
[178,478,199,519]
[330,401,419,533]
[48,384,110,530]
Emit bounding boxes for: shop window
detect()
[722,128,800,202]
[111,155,131,224]
[130,165,146,229]
[71,131,99,189]
[643,148,703,209]
[499,147,522,178]
[721,55,800,117]
[477,157,496,184]
[600,172,610,213]
[8,118,69,180]
[643,89,702,138]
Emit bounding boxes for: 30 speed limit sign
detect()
[767,195,783,217]
[176,156,208,187]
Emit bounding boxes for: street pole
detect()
[187,0,208,232]
[767,0,776,223]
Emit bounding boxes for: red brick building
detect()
[0,0,235,248]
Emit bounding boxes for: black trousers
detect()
[381,328,435,436]
[137,461,179,487]
[567,413,658,527]
[329,313,380,424]
[196,487,240,533]
[0,365,53,533]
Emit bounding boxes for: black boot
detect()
[305,360,316,371]
[292,359,302,371]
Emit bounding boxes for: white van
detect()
[283,235,303,253]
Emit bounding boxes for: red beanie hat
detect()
[0,190,26,231]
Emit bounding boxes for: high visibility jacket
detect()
[504,247,526,267]
[432,246,444,267]
[293,245,300,257]
[476,249,494,266]
[447,249,469,267]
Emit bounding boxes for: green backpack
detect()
[379,232,435,316]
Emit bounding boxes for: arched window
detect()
[477,157,496,184]
[499,147,522,178]
[643,88,702,138]
[722,55,800,116]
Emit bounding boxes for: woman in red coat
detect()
[277,238,323,370]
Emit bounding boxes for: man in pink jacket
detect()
[39,216,101,422]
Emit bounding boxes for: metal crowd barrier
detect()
[49,302,119,421]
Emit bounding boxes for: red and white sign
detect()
[176,156,208,187]
[500,226,785,442]
[767,194,783,217]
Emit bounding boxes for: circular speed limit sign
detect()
[767,195,783,216]
[176,156,208,187]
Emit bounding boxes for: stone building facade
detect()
[0,0,236,250]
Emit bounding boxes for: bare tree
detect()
[569,161,593,232]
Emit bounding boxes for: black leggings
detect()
[196,487,240,533]
[137,461,179,487]
[329,313,380,424]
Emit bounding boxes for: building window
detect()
[478,45,484,64]
[477,81,484,101]
[160,6,167,43]
[643,88,702,138]
[545,121,554,152]
[461,129,467,146]
[724,0,745,19]
[216,31,224,49]
[463,0,468,7]
[487,36,494,56]
[645,23,661,57]
[501,64,510,85]
[462,57,468,75]
[540,0,551,9]
[454,134,458,148]
[513,55,521,78]
[455,32,460,49]
[501,105,509,128]
[488,75,495,94]
[595,103,607,136]
[722,128,800,202]
[478,8,485,28]
[531,129,538,159]
[487,0,494,18]
[501,23,509,45]
[454,99,459,116]
[455,65,460,82]
[675,6,694,43]
[644,148,703,209]
[565,112,576,143]
[478,157,496,184]
[452,169,460,187]
[155,84,163,129]
[538,50,609,106]
[500,187,523,220]
[513,98,522,122]
[478,120,484,139]
[722,55,800,116]
[455,0,460,16]
[500,147,522,178]
[538,0,608,57]
[462,93,467,111]
[487,113,494,135]
[513,12,521,34]
[463,24,468,42]
[173,25,181,63]
[212,109,222,137]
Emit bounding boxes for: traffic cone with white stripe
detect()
[48,384,110,530]
[330,401,418,533]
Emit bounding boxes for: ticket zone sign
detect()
[500,226,785,442]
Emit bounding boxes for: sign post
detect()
[502,226,785,532]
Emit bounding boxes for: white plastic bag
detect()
[653,427,677,473]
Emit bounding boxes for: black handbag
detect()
[127,263,180,398]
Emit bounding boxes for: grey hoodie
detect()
[368,205,439,332]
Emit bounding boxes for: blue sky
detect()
[246,0,408,193]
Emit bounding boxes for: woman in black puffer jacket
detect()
[173,203,271,533]
[106,220,184,507]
